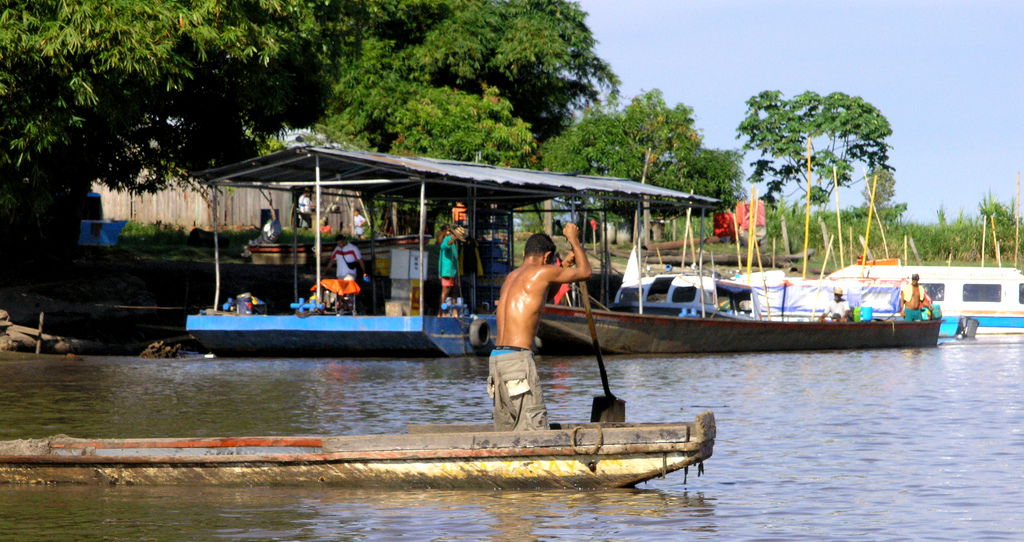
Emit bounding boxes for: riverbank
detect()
[0,252,305,356]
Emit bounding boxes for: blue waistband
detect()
[491,346,530,356]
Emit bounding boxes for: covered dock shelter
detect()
[187,145,717,356]
[194,144,716,310]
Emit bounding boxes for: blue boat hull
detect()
[186,314,495,357]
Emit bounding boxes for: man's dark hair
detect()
[524,233,557,257]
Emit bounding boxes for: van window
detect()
[619,287,639,304]
[921,283,944,301]
[963,283,1001,302]
[1019,284,1024,304]
[646,277,673,303]
[671,286,697,303]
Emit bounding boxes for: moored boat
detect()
[0,412,715,490]
[821,263,1024,335]
[539,304,940,354]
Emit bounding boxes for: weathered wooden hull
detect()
[540,305,941,354]
[0,413,714,490]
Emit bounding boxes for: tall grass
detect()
[760,200,1021,266]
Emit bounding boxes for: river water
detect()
[1,337,1022,541]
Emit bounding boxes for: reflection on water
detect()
[1,337,1023,539]
[0,486,715,542]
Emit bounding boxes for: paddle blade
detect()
[590,395,626,423]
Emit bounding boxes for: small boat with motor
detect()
[539,270,941,355]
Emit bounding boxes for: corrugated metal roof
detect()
[192,145,718,208]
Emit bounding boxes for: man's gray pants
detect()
[487,350,549,431]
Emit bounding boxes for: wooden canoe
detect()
[540,305,941,354]
[0,412,714,490]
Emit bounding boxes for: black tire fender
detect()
[469,318,490,348]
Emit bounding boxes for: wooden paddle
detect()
[579,280,626,423]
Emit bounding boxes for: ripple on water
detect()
[1,338,1023,539]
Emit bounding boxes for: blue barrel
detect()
[860,306,873,321]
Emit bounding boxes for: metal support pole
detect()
[369,198,377,315]
[292,191,298,303]
[314,155,322,303]
[602,210,609,306]
[418,179,427,311]
[212,186,221,310]
[469,186,477,313]
[635,200,644,315]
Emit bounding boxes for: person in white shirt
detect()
[326,234,364,280]
[297,190,314,228]
[820,287,852,322]
[353,209,367,239]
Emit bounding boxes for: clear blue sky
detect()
[577,0,1024,222]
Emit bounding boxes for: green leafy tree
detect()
[1,0,360,258]
[389,86,536,166]
[319,0,616,164]
[737,90,893,203]
[541,90,744,211]
[862,168,897,209]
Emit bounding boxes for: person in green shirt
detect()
[438,225,466,316]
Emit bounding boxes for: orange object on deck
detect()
[315,279,361,296]
[855,257,901,266]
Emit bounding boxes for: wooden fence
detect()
[93,183,360,232]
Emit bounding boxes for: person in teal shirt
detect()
[438,225,466,316]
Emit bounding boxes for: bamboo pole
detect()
[1016,171,1021,270]
[903,234,909,264]
[981,214,987,267]
[682,208,693,268]
[861,174,879,276]
[874,204,890,259]
[754,234,771,320]
[772,237,777,269]
[802,138,813,278]
[859,235,873,261]
[688,209,697,267]
[780,215,791,255]
[992,213,1002,267]
[812,235,835,320]
[746,186,757,282]
[35,312,44,355]
[909,236,921,264]
[731,210,743,272]
[833,166,845,268]
[849,229,854,265]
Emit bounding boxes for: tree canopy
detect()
[863,169,897,209]
[317,0,617,166]
[736,90,893,203]
[1,0,361,256]
[541,90,744,212]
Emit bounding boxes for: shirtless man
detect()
[900,273,931,321]
[489,223,591,431]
